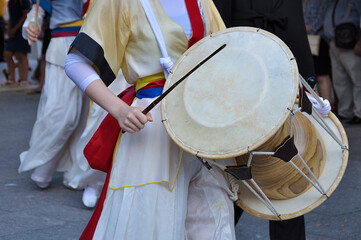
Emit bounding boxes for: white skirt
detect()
[18,37,87,187]
[94,153,236,240]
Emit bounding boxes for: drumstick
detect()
[121,43,226,133]
[34,0,40,32]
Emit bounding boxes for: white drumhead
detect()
[162,27,299,159]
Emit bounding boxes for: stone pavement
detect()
[0,77,360,239]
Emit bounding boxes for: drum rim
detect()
[236,111,349,220]
[161,27,299,159]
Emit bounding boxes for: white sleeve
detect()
[22,5,45,40]
[65,49,101,92]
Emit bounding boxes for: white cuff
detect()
[65,50,101,92]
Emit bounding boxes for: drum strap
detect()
[273,136,298,162]
[140,0,174,78]
[140,0,205,78]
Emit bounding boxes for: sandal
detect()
[18,80,30,86]
[1,80,17,86]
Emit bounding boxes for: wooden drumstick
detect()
[34,0,40,32]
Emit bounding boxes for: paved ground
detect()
[0,60,360,239]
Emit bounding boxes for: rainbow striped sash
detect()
[51,20,83,38]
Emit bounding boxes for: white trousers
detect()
[19,37,89,188]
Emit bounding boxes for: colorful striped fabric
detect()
[51,20,83,38]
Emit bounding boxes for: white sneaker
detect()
[33,180,49,189]
[82,185,98,208]
[31,175,50,189]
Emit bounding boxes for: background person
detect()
[2,0,30,86]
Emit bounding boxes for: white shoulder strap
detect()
[140,0,174,78]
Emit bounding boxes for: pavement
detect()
[0,60,361,239]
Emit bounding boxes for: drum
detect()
[161,27,348,220]
[162,27,299,159]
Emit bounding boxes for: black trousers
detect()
[235,204,306,240]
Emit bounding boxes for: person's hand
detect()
[305,25,312,33]
[25,24,39,44]
[116,106,153,133]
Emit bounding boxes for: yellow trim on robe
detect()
[59,19,84,28]
[85,100,94,126]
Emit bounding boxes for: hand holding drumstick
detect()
[26,0,40,45]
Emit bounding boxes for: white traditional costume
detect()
[19,0,90,189]
[67,0,238,239]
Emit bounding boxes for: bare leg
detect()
[17,53,29,85]
[3,50,16,84]
[317,74,332,103]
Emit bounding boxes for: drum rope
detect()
[245,145,328,216]
[243,151,282,218]
[286,108,327,195]
[289,160,325,196]
[296,153,326,195]
[242,179,281,218]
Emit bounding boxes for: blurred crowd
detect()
[0,0,48,94]
[303,0,361,124]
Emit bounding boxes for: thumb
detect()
[146,113,153,122]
